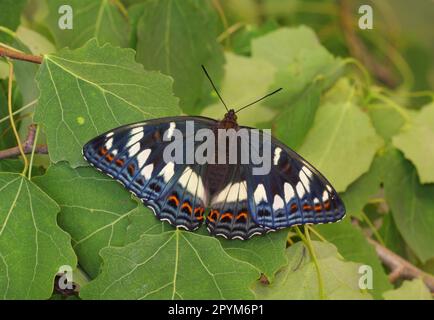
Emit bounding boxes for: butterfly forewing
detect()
[83,117,215,231]
[243,130,345,230]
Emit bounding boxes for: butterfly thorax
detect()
[218,109,238,130]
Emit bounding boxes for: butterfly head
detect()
[220,109,238,129]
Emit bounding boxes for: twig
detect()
[0,124,48,160]
[0,46,42,64]
[367,237,434,293]
[338,0,398,87]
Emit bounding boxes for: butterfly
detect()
[83,66,345,240]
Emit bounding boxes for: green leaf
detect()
[315,219,392,299]
[127,2,146,48]
[0,159,45,177]
[393,103,434,183]
[0,173,76,299]
[33,163,138,278]
[0,0,26,31]
[201,52,277,127]
[34,39,180,167]
[231,20,279,56]
[383,148,434,263]
[298,99,384,192]
[251,26,342,108]
[45,0,129,49]
[219,231,288,283]
[340,155,384,219]
[135,0,224,112]
[379,213,407,258]
[124,203,288,282]
[383,279,432,300]
[80,230,259,299]
[273,83,320,150]
[367,103,407,141]
[254,241,372,300]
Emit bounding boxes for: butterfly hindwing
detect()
[206,164,268,240]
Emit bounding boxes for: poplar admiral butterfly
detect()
[83,66,345,240]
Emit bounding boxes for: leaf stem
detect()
[307,225,327,242]
[7,60,28,176]
[295,226,326,299]
[0,99,37,125]
[360,211,385,246]
[0,45,42,64]
[28,125,40,180]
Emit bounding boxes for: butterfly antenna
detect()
[201,65,228,112]
[235,88,283,114]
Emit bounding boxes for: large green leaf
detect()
[368,102,407,141]
[80,230,259,299]
[0,173,76,299]
[298,99,383,192]
[201,52,277,127]
[315,219,392,299]
[34,163,138,278]
[384,148,434,263]
[124,202,288,282]
[219,231,288,283]
[393,103,434,183]
[340,155,384,219]
[254,241,372,300]
[379,213,407,258]
[135,0,224,112]
[35,39,180,167]
[251,26,342,108]
[45,0,129,49]
[273,83,320,150]
[383,279,432,300]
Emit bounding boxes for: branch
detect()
[0,46,42,64]
[338,0,398,87]
[0,124,48,159]
[367,237,434,293]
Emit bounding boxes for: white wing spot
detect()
[273,147,282,165]
[254,184,268,204]
[137,149,151,168]
[284,182,295,203]
[141,163,154,180]
[296,182,305,198]
[272,194,284,211]
[166,122,176,139]
[105,137,113,150]
[302,165,313,178]
[159,161,175,182]
[299,170,311,192]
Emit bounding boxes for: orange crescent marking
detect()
[236,212,248,220]
[99,146,108,156]
[302,204,312,211]
[115,159,124,167]
[208,210,219,222]
[106,154,114,162]
[324,200,331,210]
[128,164,135,175]
[220,213,233,220]
[314,204,322,212]
[168,195,180,207]
[181,202,193,214]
